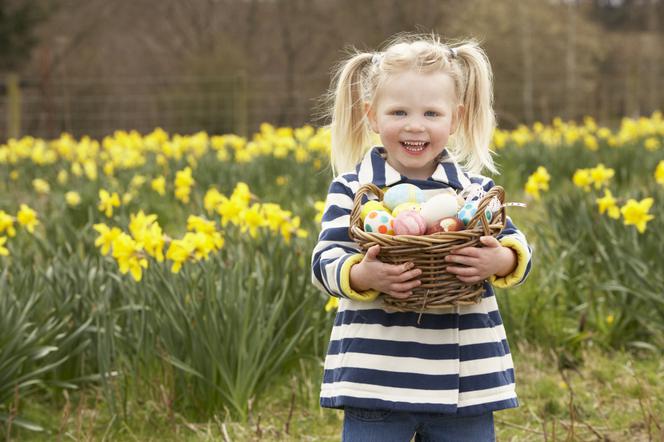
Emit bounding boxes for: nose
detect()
[405,120,425,132]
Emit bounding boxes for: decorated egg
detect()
[383,183,426,211]
[360,200,388,221]
[460,183,486,203]
[392,202,422,218]
[426,216,465,234]
[420,193,460,227]
[364,210,395,235]
[393,210,427,236]
[457,201,493,226]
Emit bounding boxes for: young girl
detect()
[311,34,532,441]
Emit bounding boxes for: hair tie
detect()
[371,53,383,66]
[449,47,458,59]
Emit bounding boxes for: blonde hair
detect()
[325,33,497,176]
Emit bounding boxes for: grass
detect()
[7,345,663,441]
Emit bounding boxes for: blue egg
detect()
[383,184,426,211]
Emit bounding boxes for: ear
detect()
[450,104,464,135]
[364,102,379,133]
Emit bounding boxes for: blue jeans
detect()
[342,407,495,442]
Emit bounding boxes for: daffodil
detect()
[187,215,216,235]
[0,211,16,237]
[573,169,592,191]
[0,237,9,256]
[589,164,615,189]
[93,223,123,255]
[620,198,655,233]
[203,188,225,214]
[217,196,245,227]
[32,178,50,195]
[17,204,39,233]
[596,189,620,219]
[151,176,166,196]
[166,238,195,273]
[112,232,148,281]
[65,191,81,207]
[314,201,326,224]
[98,189,120,217]
[655,160,664,186]
[240,204,264,238]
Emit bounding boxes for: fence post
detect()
[234,71,248,137]
[6,73,21,139]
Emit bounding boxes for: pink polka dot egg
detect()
[364,210,396,235]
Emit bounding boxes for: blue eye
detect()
[425,111,439,117]
[393,110,406,116]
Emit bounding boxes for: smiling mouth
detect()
[400,141,429,152]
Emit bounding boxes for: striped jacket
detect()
[311,147,532,416]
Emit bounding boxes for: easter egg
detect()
[392,202,422,218]
[426,216,465,234]
[360,200,388,221]
[460,183,486,203]
[457,201,493,226]
[393,210,427,236]
[383,184,426,211]
[364,210,395,235]
[420,193,460,227]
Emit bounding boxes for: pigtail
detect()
[452,43,497,174]
[328,52,374,175]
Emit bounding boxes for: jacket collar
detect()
[356,146,471,190]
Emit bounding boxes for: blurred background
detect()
[1,0,662,140]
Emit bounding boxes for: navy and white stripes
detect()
[312,147,532,415]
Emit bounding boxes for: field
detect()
[1,114,663,440]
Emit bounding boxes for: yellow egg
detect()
[360,200,388,221]
[392,202,421,218]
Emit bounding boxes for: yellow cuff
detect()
[489,237,530,289]
[339,254,381,301]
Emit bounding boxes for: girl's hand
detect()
[350,245,422,299]
[445,236,517,284]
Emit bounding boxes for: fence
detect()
[1,71,663,141]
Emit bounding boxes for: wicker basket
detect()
[349,183,506,311]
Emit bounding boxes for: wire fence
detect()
[1,72,663,141]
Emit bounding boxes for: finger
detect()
[449,247,481,257]
[445,254,478,266]
[386,261,415,276]
[480,236,500,247]
[456,275,484,284]
[386,290,413,299]
[446,265,480,277]
[365,244,380,261]
[392,268,422,282]
[389,279,422,293]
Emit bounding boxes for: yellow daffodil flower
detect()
[98,189,121,218]
[655,160,664,185]
[0,211,16,237]
[240,204,264,238]
[112,232,148,281]
[93,223,123,256]
[590,164,615,189]
[17,204,39,233]
[620,198,655,233]
[0,236,9,256]
[65,191,81,207]
[596,189,620,219]
[573,169,592,191]
[32,178,50,195]
[325,297,339,312]
[151,176,166,196]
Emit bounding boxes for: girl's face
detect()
[367,70,462,180]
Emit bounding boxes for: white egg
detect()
[420,193,460,227]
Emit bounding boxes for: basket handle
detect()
[465,185,506,236]
[349,183,384,240]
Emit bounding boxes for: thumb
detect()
[364,244,381,261]
[480,236,500,248]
